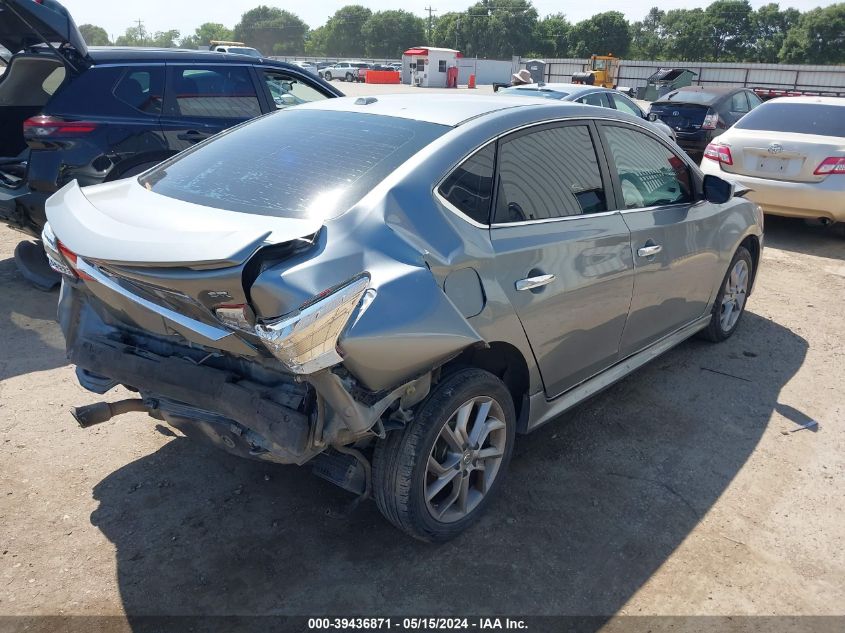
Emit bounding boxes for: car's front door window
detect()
[262,70,328,109]
[603,126,692,209]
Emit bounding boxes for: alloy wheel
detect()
[720,258,749,332]
[424,396,507,523]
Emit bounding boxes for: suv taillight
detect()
[702,110,720,130]
[23,116,98,139]
[704,143,733,165]
[813,157,845,176]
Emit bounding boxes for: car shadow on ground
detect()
[763,215,845,261]
[88,310,808,625]
[0,254,66,382]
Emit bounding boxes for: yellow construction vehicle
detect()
[571,54,620,89]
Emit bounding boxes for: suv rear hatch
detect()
[0,0,90,184]
[0,0,88,59]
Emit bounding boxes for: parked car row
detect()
[317,61,401,82]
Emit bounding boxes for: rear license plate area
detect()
[758,157,789,173]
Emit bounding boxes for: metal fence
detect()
[521,57,845,95]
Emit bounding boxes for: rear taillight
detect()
[704,143,733,165]
[54,240,94,281]
[813,157,845,176]
[23,116,98,139]
[702,111,720,130]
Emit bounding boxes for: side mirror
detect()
[703,174,734,204]
[647,112,658,122]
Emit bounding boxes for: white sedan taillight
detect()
[704,143,733,165]
[255,275,369,374]
[813,156,845,176]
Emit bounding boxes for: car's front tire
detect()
[700,245,753,342]
[345,72,354,82]
[373,368,516,542]
[324,72,332,81]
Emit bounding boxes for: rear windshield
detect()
[657,90,722,105]
[734,102,845,137]
[140,109,447,219]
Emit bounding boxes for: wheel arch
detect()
[739,233,761,296]
[442,341,531,431]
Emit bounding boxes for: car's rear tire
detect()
[324,72,332,81]
[372,368,516,542]
[345,72,354,82]
[700,245,753,342]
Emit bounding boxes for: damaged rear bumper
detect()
[70,336,314,463]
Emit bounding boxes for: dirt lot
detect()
[0,158,843,627]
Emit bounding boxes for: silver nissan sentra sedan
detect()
[43,95,764,541]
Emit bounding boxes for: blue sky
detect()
[63,0,840,41]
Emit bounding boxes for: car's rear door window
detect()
[730,91,750,114]
[113,67,164,115]
[578,92,610,108]
[494,124,607,223]
[173,66,261,119]
[438,143,495,225]
[603,125,692,209]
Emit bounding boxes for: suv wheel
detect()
[324,71,332,81]
[373,368,515,542]
[345,72,354,82]
[700,245,753,342]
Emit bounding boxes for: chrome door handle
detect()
[515,274,555,291]
[637,244,663,257]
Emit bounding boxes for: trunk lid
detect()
[46,179,321,269]
[46,179,321,353]
[0,0,88,59]
[650,103,710,132]
[718,129,845,183]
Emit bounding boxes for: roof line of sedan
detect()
[295,94,583,127]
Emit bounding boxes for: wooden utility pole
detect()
[425,6,436,43]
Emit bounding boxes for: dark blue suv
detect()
[0,0,341,286]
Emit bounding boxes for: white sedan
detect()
[700,96,844,228]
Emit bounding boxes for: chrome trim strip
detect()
[527,314,712,432]
[76,258,233,342]
[490,209,621,228]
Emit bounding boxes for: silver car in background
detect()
[498,82,677,143]
[43,95,763,541]
[700,96,845,229]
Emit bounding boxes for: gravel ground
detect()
[0,139,843,629]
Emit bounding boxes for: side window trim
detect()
[489,119,615,226]
[595,121,700,214]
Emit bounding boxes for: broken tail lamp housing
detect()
[255,275,370,374]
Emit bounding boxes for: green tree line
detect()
[79,0,845,65]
